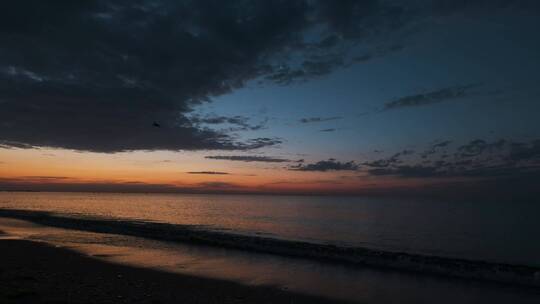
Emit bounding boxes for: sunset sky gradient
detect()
[1,0,540,197]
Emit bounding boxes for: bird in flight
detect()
[152,122,161,128]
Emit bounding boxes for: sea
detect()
[1,192,539,303]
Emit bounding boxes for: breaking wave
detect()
[0,208,539,287]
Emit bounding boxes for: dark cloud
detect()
[0,0,313,152]
[507,140,540,162]
[366,139,540,179]
[364,159,393,168]
[299,116,342,124]
[290,159,359,171]
[0,0,418,152]
[457,139,506,157]
[241,138,283,149]
[187,171,229,175]
[429,0,540,15]
[421,140,452,159]
[363,149,414,168]
[205,155,290,163]
[191,115,249,126]
[384,84,480,110]
[267,56,346,85]
[189,114,267,131]
[433,140,452,148]
[265,0,540,86]
[319,128,336,132]
[0,1,533,152]
[392,149,415,157]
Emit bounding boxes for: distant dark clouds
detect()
[290,159,359,171]
[433,140,452,148]
[241,138,283,149]
[299,116,342,124]
[508,140,540,162]
[421,140,452,159]
[363,149,414,168]
[187,171,230,175]
[365,139,540,179]
[384,84,480,110]
[205,155,290,163]
[457,139,506,157]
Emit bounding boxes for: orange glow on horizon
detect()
[0,147,433,194]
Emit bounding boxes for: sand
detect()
[0,237,350,304]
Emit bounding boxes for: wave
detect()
[0,208,539,287]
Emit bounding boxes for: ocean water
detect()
[0,191,539,266]
[1,192,540,303]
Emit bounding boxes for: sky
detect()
[1,0,540,198]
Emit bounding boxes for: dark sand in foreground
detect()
[0,236,349,304]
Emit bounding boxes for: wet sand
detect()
[0,237,349,304]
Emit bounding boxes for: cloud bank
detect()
[2,0,519,152]
[290,159,359,171]
[365,139,540,179]
[384,84,480,110]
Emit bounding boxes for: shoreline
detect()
[1,208,539,288]
[3,218,540,304]
[0,237,349,304]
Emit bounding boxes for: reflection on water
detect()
[1,217,539,304]
[1,192,540,266]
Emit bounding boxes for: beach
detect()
[2,217,540,304]
[0,235,346,304]
[1,1,540,302]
